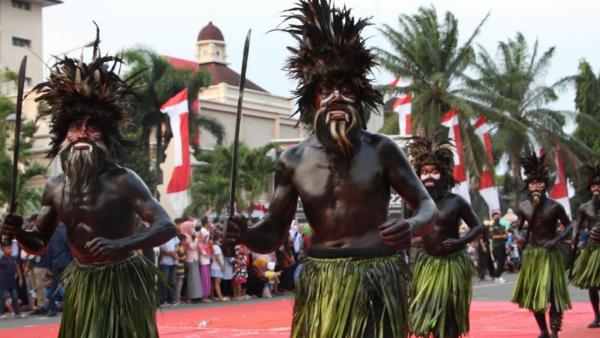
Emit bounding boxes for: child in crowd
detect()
[264,262,281,298]
[233,244,249,300]
[174,234,187,304]
[210,233,229,301]
[0,243,25,318]
[198,218,213,302]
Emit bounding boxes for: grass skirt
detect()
[58,254,161,338]
[292,255,409,338]
[511,246,571,313]
[572,243,600,289]
[409,250,474,338]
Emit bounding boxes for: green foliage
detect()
[377,6,490,181]
[571,59,600,210]
[118,47,222,192]
[463,33,594,202]
[186,142,276,217]
[377,6,488,135]
[378,110,399,135]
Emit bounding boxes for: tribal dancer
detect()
[225,1,437,337]
[406,135,483,338]
[572,162,600,328]
[1,33,176,337]
[511,150,572,338]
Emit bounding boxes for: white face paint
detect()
[421,173,441,181]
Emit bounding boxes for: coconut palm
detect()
[462,33,596,202]
[119,47,224,191]
[376,6,489,134]
[186,142,276,217]
[376,6,492,181]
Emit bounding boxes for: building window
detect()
[11,0,31,10]
[12,37,31,48]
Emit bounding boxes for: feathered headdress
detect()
[520,148,550,186]
[281,0,382,126]
[33,25,137,159]
[582,161,600,189]
[406,134,456,189]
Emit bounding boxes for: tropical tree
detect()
[376,6,491,180]
[570,60,600,208]
[186,142,276,217]
[377,6,488,132]
[462,33,596,203]
[0,90,45,214]
[119,47,225,192]
[573,60,600,154]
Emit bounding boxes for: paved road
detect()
[0,272,591,330]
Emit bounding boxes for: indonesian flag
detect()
[161,88,191,217]
[441,109,471,203]
[389,77,412,136]
[473,117,500,215]
[549,144,572,217]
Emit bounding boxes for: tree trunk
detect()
[510,152,523,208]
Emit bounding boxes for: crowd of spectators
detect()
[1,205,590,319]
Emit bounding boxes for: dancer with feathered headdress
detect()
[511,148,572,338]
[406,134,483,338]
[1,26,176,338]
[571,161,600,328]
[224,1,438,337]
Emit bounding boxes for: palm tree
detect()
[186,142,276,217]
[0,95,46,214]
[462,33,596,203]
[377,6,489,133]
[573,60,600,154]
[119,47,225,192]
[376,6,491,180]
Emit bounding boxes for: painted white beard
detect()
[329,120,353,156]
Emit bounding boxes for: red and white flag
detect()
[549,144,571,217]
[473,117,500,215]
[389,77,412,136]
[441,109,471,203]
[161,88,191,217]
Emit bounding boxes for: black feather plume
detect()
[280,0,382,126]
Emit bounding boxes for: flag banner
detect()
[549,144,571,217]
[388,77,412,136]
[161,88,191,217]
[441,109,471,203]
[473,117,500,215]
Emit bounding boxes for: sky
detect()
[42,0,600,113]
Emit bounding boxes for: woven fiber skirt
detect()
[511,246,571,313]
[410,250,474,337]
[59,254,161,338]
[572,243,600,289]
[292,252,409,338]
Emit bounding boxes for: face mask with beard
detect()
[59,139,109,205]
[528,183,546,206]
[313,89,362,158]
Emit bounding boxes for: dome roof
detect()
[197,21,224,42]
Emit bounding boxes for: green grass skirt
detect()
[572,243,600,289]
[511,246,571,313]
[292,255,409,338]
[409,250,474,338]
[58,254,160,338]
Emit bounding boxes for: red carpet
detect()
[0,300,597,338]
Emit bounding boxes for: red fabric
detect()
[441,109,467,182]
[161,89,190,194]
